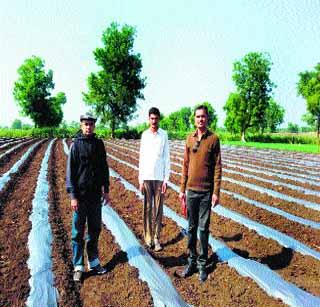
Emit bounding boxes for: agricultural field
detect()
[0,137,320,306]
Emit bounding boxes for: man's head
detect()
[148,107,160,131]
[80,112,96,136]
[194,105,208,130]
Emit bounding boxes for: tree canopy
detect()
[83,22,146,137]
[224,52,275,141]
[297,63,320,137]
[13,56,66,127]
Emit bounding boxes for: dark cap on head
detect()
[80,112,97,122]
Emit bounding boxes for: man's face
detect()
[149,113,160,130]
[194,109,208,129]
[81,120,95,136]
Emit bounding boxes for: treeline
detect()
[5,22,320,141]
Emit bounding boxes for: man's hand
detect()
[139,183,144,195]
[211,194,219,208]
[71,199,78,211]
[179,192,186,201]
[161,182,167,194]
[102,192,110,205]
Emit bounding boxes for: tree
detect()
[224,92,244,134]
[13,56,66,127]
[287,122,299,133]
[297,63,320,138]
[11,119,22,129]
[161,107,192,131]
[190,102,218,131]
[225,52,275,141]
[264,99,285,132]
[83,22,146,138]
[302,112,316,130]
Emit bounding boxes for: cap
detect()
[80,112,97,122]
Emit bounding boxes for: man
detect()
[139,107,170,252]
[179,105,222,282]
[66,112,110,282]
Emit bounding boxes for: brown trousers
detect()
[143,180,164,244]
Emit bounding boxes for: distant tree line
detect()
[10,22,319,141]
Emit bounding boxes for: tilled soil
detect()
[106,149,320,297]
[49,140,153,307]
[0,141,48,307]
[108,176,286,306]
[0,140,38,176]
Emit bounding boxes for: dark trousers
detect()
[186,190,211,270]
[71,196,102,270]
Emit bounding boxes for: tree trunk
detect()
[111,119,115,139]
[241,130,246,142]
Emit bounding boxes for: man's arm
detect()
[138,133,145,193]
[212,138,222,207]
[100,140,110,203]
[66,143,79,210]
[179,137,189,198]
[162,132,170,194]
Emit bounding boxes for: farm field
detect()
[0,137,320,306]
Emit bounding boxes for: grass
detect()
[222,141,320,154]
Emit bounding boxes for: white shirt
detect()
[138,127,170,184]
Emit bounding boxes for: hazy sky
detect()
[1,0,319,128]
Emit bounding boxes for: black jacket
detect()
[66,131,109,199]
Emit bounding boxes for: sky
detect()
[1,0,319,128]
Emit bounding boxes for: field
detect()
[0,137,320,306]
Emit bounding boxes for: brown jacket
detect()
[180,129,222,196]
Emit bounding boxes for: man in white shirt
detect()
[139,107,170,251]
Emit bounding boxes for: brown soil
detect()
[108,176,286,306]
[0,141,48,306]
[48,140,153,307]
[106,147,320,297]
[0,139,38,176]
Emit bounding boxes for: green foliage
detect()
[264,99,285,132]
[83,22,146,137]
[287,122,299,133]
[224,52,275,141]
[190,102,218,131]
[302,112,317,130]
[13,56,66,127]
[161,107,193,131]
[11,119,22,129]
[297,63,320,137]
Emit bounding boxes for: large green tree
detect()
[225,52,275,141]
[297,63,320,138]
[83,22,146,137]
[13,56,66,127]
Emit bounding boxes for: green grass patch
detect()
[223,141,320,154]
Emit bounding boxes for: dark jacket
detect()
[66,131,109,199]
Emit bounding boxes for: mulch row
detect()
[49,140,153,307]
[108,172,286,306]
[106,149,320,297]
[0,141,48,306]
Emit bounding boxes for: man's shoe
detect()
[73,270,82,282]
[145,241,153,249]
[199,269,208,282]
[154,241,162,252]
[181,264,198,278]
[90,264,107,275]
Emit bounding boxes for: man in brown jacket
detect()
[179,105,222,282]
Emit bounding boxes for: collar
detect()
[192,129,211,139]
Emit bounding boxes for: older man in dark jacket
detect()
[66,112,110,282]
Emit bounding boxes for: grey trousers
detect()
[143,180,164,244]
